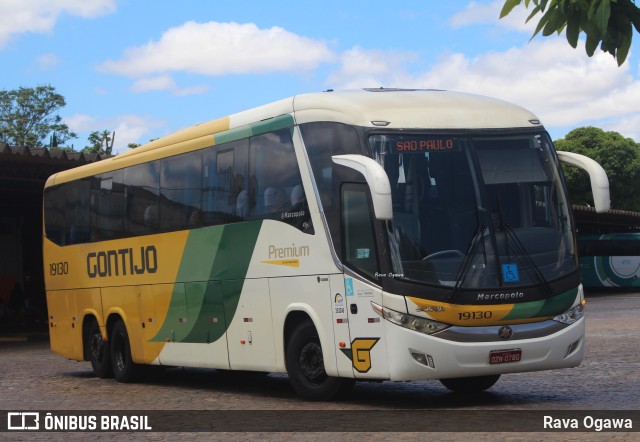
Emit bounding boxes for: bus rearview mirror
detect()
[332,154,393,220]
[557,151,610,213]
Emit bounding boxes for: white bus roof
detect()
[291,88,542,129]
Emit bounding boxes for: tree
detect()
[500,0,640,65]
[555,127,640,211]
[82,130,115,155]
[0,85,77,148]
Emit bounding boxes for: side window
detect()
[342,185,380,280]
[66,179,91,244]
[44,185,65,245]
[91,170,125,241]
[44,179,92,246]
[125,161,160,235]
[160,151,202,231]
[250,128,313,233]
[202,139,249,226]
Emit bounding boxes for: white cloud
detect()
[35,53,60,70]
[130,75,210,96]
[99,21,337,77]
[64,113,167,154]
[326,46,417,89]
[327,39,640,139]
[601,114,640,142]
[450,0,535,32]
[0,0,115,48]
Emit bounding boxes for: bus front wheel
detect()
[439,374,500,394]
[285,320,354,401]
[87,319,112,378]
[110,319,141,383]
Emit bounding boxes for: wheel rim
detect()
[90,333,105,363]
[113,334,126,372]
[298,341,326,384]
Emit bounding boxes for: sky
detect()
[1,0,640,154]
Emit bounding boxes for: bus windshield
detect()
[370,132,576,289]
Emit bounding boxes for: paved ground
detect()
[0,291,638,440]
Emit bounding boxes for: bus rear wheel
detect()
[439,374,500,394]
[110,319,141,383]
[88,319,112,378]
[285,320,354,401]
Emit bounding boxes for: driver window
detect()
[342,186,379,281]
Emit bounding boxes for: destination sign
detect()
[393,136,461,153]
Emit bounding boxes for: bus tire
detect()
[285,320,353,401]
[87,319,112,378]
[110,319,140,383]
[439,374,500,394]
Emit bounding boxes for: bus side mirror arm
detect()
[557,151,610,213]
[331,154,393,220]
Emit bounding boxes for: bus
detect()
[578,233,640,289]
[573,206,640,290]
[43,89,610,400]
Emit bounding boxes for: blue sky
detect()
[2,0,639,154]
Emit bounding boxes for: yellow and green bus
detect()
[43,89,609,400]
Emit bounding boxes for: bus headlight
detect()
[371,302,449,335]
[553,302,585,325]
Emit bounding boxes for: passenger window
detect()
[92,170,125,241]
[202,139,249,226]
[250,129,313,233]
[125,161,159,235]
[160,151,202,231]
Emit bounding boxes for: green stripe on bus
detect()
[151,221,263,344]
[502,287,578,321]
[214,114,294,145]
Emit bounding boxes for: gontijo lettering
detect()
[87,246,157,278]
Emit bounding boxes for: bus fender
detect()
[281,303,340,377]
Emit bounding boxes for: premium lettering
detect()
[87,246,157,278]
[268,243,309,259]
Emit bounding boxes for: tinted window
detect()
[125,161,159,235]
[202,139,248,226]
[250,128,312,233]
[66,179,91,244]
[44,185,65,245]
[160,151,202,231]
[44,127,309,244]
[91,170,125,241]
[342,186,379,280]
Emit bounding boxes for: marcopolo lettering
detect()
[477,291,524,302]
[87,246,158,278]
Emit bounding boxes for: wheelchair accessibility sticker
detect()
[502,263,520,283]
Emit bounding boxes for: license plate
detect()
[489,349,522,365]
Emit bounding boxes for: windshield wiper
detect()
[450,224,487,300]
[495,197,551,295]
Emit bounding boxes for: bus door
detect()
[338,184,389,379]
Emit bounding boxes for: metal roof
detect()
[0,142,108,212]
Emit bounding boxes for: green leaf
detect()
[532,8,554,37]
[500,0,523,18]
[585,33,600,56]
[595,0,611,36]
[616,21,632,65]
[627,2,640,33]
[525,4,543,23]
[566,10,580,47]
[542,9,567,36]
